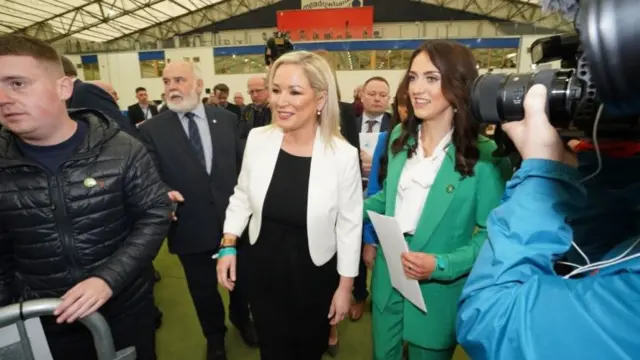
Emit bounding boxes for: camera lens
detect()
[471,69,580,128]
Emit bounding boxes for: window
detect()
[140,59,166,78]
[214,55,267,75]
[138,51,167,78]
[82,63,101,81]
[212,41,520,74]
[472,48,519,69]
[80,55,100,81]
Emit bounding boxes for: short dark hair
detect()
[135,87,147,93]
[363,76,389,89]
[213,83,229,94]
[60,56,77,77]
[0,34,63,74]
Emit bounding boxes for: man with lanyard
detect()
[127,87,158,128]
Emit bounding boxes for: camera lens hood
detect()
[580,0,640,116]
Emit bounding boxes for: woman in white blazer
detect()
[216,51,363,360]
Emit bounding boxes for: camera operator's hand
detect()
[501,84,565,162]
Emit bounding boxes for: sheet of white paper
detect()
[367,211,427,313]
[359,132,379,156]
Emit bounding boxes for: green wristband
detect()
[218,247,237,258]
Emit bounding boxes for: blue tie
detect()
[185,112,206,169]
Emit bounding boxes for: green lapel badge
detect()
[446,184,455,193]
[84,177,97,188]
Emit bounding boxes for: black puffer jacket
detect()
[0,109,171,318]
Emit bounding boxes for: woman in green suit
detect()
[364,40,511,360]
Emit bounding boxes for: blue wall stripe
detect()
[80,55,98,64]
[138,51,165,61]
[213,38,520,56]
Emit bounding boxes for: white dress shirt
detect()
[360,113,384,133]
[140,104,153,120]
[395,129,453,234]
[176,103,213,174]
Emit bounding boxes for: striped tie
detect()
[185,112,206,168]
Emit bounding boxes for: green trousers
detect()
[372,288,455,360]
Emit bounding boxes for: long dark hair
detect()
[378,80,408,186]
[391,40,480,177]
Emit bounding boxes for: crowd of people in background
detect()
[0,33,509,360]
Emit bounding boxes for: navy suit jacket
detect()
[356,112,391,133]
[138,106,244,255]
[67,80,138,137]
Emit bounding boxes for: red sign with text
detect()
[277,7,374,41]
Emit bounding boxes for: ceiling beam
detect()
[51,0,279,53]
[411,0,574,32]
[96,0,280,52]
[11,0,167,42]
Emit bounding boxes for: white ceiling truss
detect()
[0,0,574,53]
[0,0,280,51]
[411,0,574,32]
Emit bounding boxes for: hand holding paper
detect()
[367,211,427,313]
[359,133,379,156]
[401,252,436,280]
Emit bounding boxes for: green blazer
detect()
[364,125,511,350]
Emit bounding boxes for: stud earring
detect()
[316,109,321,116]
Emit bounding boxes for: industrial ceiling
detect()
[410,0,573,32]
[0,0,280,46]
[0,0,571,49]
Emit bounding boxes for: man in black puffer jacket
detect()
[0,35,172,360]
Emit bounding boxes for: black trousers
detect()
[178,249,251,347]
[44,300,157,360]
[352,255,369,302]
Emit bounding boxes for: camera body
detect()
[265,31,294,66]
[472,0,640,138]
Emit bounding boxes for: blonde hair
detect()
[268,51,342,144]
[312,50,342,101]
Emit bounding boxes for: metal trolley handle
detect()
[0,298,136,360]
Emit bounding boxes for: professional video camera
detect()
[471,0,640,138]
[265,31,294,66]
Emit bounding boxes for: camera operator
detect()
[265,31,294,67]
[456,84,640,359]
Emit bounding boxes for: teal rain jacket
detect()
[456,158,640,360]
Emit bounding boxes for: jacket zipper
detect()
[48,173,83,281]
[3,130,103,283]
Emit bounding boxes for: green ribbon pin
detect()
[84,177,97,188]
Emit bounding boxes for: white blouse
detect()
[395,129,453,234]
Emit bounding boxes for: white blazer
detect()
[224,125,363,277]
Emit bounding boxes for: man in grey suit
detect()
[138,61,256,360]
